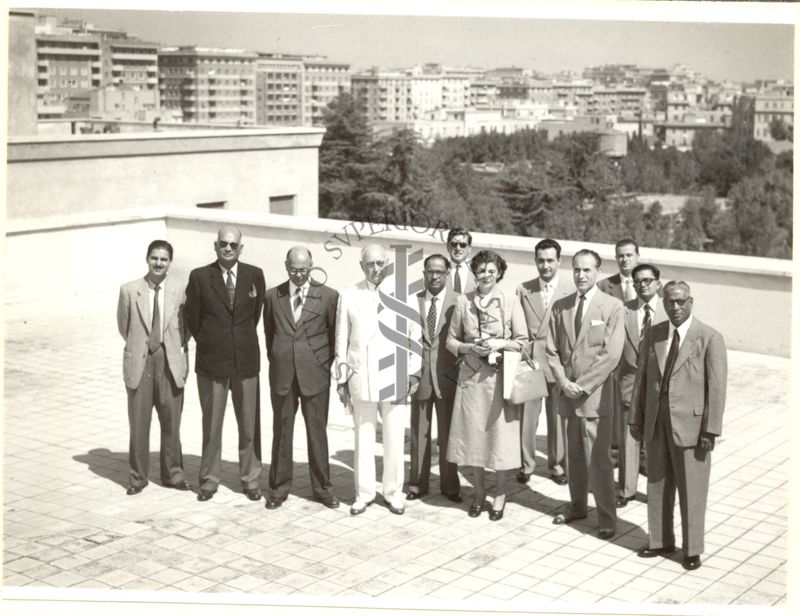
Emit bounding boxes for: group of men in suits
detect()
[118,226,727,570]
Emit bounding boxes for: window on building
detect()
[196,201,227,209]
[269,195,296,215]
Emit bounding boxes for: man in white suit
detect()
[117,240,190,495]
[335,243,421,516]
[546,249,625,539]
[516,238,572,486]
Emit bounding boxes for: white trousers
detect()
[352,401,407,506]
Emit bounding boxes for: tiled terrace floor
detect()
[2,295,790,612]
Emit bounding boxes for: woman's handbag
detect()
[503,346,548,404]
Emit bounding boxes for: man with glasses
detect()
[516,238,571,487]
[262,246,339,510]
[406,254,461,503]
[446,228,476,295]
[186,226,266,502]
[335,244,419,515]
[615,264,666,508]
[630,282,727,571]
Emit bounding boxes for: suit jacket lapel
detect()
[434,289,455,339]
[163,280,178,327]
[233,265,252,312]
[277,282,297,330]
[210,263,233,313]
[135,279,151,335]
[573,292,595,347]
[297,286,321,328]
[625,304,640,348]
[670,319,699,376]
[417,293,430,343]
[654,324,669,378]
[528,279,546,321]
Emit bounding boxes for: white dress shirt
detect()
[574,283,598,309]
[424,288,447,332]
[637,295,660,336]
[668,314,693,350]
[451,261,471,290]
[541,274,560,308]
[219,261,239,286]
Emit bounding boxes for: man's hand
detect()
[337,383,350,407]
[629,424,643,442]
[484,338,506,352]
[562,382,583,400]
[697,432,715,453]
[471,341,491,357]
[408,376,420,398]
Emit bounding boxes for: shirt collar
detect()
[289,280,310,295]
[426,288,446,302]
[577,284,598,303]
[639,295,659,311]
[669,314,693,340]
[219,261,238,278]
[364,279,378,292]
[541,274,559,290]
[146,276,165,290]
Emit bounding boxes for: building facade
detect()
[302,59,351,126]
[255,53,304,125]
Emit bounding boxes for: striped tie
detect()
[226,270,235,309]
[427,296,437,339]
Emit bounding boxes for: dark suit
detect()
[546,288,624,530]
[264,280,338,500]
[631,317,727,557]
[409,288,460,497]
[616,297,666,498]
[186,261,266,492]
[516,276,572,478]
[117,277,189,489]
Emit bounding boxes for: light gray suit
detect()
[546,288,624,530]
[516,275,573,478]
[117,276,189,488]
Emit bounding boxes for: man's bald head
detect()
[360,243,389,286]
[285,245,314,286]
[215,226,243,269]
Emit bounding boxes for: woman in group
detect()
[446,249,528,520]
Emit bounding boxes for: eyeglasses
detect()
[665,298,691,307]
[449,241,469,249]
[288,268,308,275]
[424,270,447,278]
[633,278,656,287]
[217,241,240,250]
[363,261,386,268]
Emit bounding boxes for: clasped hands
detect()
[628,424,715,452]
[470,338,506,356]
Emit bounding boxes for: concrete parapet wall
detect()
[6,128,324,219]
[5,208,792,356]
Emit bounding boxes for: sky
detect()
[26,3,796,82]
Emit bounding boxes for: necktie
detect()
[293,287,304,323]
[574,294,585,337]
[453,267,462,294]
[660,330,680,399]
[641,304,652,340]
[542,282,550,310]
[147,285,161,353]
[226,270,235,309]
[624,278,636,301]
[427,295,438,339]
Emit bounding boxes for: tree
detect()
[769,117,793,142]
[726,169,792,258]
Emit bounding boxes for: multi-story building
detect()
[159,46,257,124]
[594,86,648,118]
[35,32,102,118]
[753,93,794,142]
[552,81,595,115]
[89,84,159,121]
[302,58,351,126]
[255,53,304,125]
[100,38,159,92]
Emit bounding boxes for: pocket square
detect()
[590,319,605,326]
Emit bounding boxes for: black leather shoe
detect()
[126,485,145,495]
[165,480,191,491]
[446,493,463,503]
[682,555,702,571]
[317,495,340,509]
[597,528,615,540]
[406,491,425,501]
[245,488,262,501]
[468,499,487,518]
[637,545,676,558]
[387,502,405,515]
[197,489,215,502]
[553,512,587,525]
[265,495,286,509]
[516,471,531,484]
[489,503,506,521]
[551,474,568,486]
[616,495,635,508]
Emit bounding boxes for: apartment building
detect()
[255,53,304,125]
[302,59,351,126]
[159,46,257,124]
[753,93,794,142]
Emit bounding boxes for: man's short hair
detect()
[615,238,640,254]
[663,280,691,296]
[572,249,601,268]
[446,228,473,245]
[285,246,313,261]
[147,240,173,260]
[534,238,561,259]
[632,263,660,280]
[424,254,451,270]
[470,249,507,282]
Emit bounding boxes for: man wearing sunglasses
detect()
[446,228,476,295]
[630,281,727,571]
[615,263,666,508]
[185,226,267,503]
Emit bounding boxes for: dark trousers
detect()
[127,346,185,488]
[197,374,262,491]
[269,378,333,499]
[409,395,460,496]
[647,404,711,557]
[520,382,566,477]
[617,403,644,498]
[565,414,616,531]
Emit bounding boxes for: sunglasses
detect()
[449,241,469,249]
[217,241,240,250]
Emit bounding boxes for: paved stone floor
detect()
[2,294,790,613]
